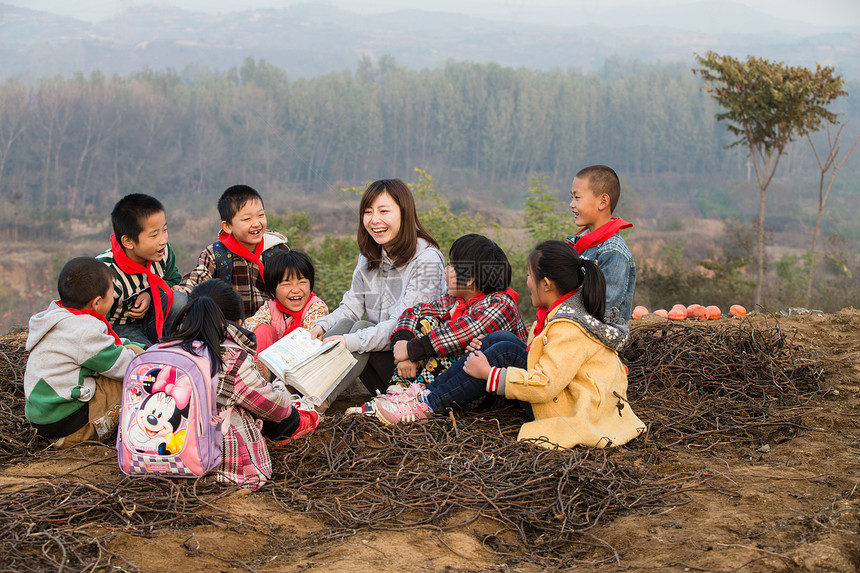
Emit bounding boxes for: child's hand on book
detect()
[310,325,325,340]
[322,334,346,346]
[254,359,270,380]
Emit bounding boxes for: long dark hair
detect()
[164,280,244,376]
[527,240,606,322]
[356,179,438,270]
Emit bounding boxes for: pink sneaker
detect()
[386,382,424,402]
[276,409,320,444]
[372,391,431,425]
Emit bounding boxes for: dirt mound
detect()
[1,309,859,572]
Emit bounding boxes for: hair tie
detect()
[581,266,586,277]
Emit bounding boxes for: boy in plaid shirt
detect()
[177,185,289,319]
[388,234,527,389]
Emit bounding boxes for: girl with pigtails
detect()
[367,240,645,449]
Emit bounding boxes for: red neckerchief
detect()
[218,231,265,281]
[110,235,174,338]
[529,290,577,350]
[449,292,486,322]
[448,287,520,323]
[569,218,632,254]
[56,301,122,346]
[274,293,318,335]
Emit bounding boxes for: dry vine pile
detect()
[0,314,829,571]
[0,332,39,465]
[0,474,229,572]
[620,317,825,452]
[271,413,691,567]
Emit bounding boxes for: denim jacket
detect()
[567,232,636,330]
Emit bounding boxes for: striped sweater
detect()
[96,243,183,325]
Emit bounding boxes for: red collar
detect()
[449,292,487,322]
[273,293,318,335]
[56,301,122,346]
[529,290,577,349]
[218,231,266,281]
[570,218,632,253]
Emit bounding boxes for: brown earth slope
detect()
[0,309,858,572]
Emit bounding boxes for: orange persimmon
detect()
[729,304,747,317]
[686,304,708,320]
[706,305,721,320]
[632,306,649,319]
[654,309,669,318]
[668,308,687,321]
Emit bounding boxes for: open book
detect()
[257,328,357,406]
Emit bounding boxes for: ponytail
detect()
[579,258,606,322]
[164,278,245,376]
[164,296,225,376]
[528,240,607,322]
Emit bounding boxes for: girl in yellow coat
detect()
[371,240,645,449]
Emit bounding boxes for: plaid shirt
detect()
[179,231,289,318]
[391,290,527,360]
[216,323,293,490]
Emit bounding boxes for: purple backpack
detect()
[117,342,223,477]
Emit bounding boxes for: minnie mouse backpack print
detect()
[117,342,223,477]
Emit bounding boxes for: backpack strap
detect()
[212,241,233,282]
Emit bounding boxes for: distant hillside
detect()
[0,2,858,80]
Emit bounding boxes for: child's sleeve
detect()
[244,303,272,332]
[595,249,632,319]
[301,300,329,330]
[177,244,216,293]
[499,322,593,404]
[162,244,183,287]
[390,295,453,346]
[228,352,292,422]
[79,332,138,382]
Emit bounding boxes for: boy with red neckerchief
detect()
[566,165,636,329]
[177,185,289,319]
[95,193,186,347]
[24,257,144,448]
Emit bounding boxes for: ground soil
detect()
[2,308,859,572]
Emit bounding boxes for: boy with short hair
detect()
[24,257,142,448]
[177,184,289,318]
[95,193,186,347]
[566,165,636,327]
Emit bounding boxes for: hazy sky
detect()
[6,0,860,28]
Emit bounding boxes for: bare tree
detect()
[804,124,860,307]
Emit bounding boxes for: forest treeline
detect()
[0,55,776,218]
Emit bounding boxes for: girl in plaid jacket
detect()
[389,234,527,388]
[347,234,527,417]
[165,280,318,489]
